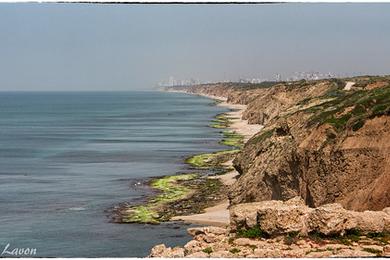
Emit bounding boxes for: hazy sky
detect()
[0,3,389,91]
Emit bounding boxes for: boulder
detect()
[307,203,357,235]
[230,197,310,235]
[256,198,311,235]
[353,210,388,233]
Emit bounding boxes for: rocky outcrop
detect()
[230,197,390,236]
[150,198,390,258]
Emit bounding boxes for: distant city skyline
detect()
[157,71,355,87]
[0,3,389,91]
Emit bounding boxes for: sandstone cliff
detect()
[167,75,390,211]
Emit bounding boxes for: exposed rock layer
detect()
[230,197,390,236]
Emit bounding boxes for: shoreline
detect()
[171,91,263,226]
[114,90,262,225]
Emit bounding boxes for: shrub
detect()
[229,248,241,254]
[202,247,213,254]
[236,225,266,239]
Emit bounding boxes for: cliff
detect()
[166,75,390,211]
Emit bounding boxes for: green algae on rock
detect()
[210,113,231,129]
[185,149,240,169]
[122,173,197,224]
[219,130,244,148]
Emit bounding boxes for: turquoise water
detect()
[0,91,228,257]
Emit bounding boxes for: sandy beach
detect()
[172,93,263,227]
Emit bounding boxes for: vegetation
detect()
[362,247,382,256]
[248,129,274,145]
[123,174,197,224]
[367,232,390,244]
[219,130,244,148]
[236,225,266,239]
[284,231,300,245]
[229,248,241,254]
[185,149,240,168]
[306,82,390,132]
[202,247,213,254]
[210,113,231,129]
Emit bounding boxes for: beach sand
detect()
[172,94,263,227]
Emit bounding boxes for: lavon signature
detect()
[1,243,37,256]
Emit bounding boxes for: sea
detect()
[0,91,229,257]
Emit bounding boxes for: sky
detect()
[0,3,389,91]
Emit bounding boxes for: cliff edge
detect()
[167,75,390,211]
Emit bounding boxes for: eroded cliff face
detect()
[167,76,390,211]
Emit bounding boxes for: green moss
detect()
[210,113,232,129]
[124,206,160,224]
[185,150,240,168]
[202,247,213,254]
[219,130,244,148]
[149,174,197,203]
[123,173,197,224]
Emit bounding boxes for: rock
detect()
[149,244,184,257]
[205,226,228,235]
[230,197,311,235]
[233,238,259,247]
[384,245,390,256]
[210,250,233,257]
[280,249,307,258]
[188,226,227,237]
[170,247,185,257]
[383,207,390,215]
[230,202,262,231]
[149,244,167,257]
[203,233,218,243]
[362,245,383,253]
[307,203,357,235]
[333,248,376,257]
[354,210,389,233]
[184,240,202,254]
[230,197,390,237]
[186,251,209,258]
[305,250,333,257]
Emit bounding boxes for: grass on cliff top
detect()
[306,83,390,132]
[219,130,244,148]
[185,149,240,168]
[123,173,197,224]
